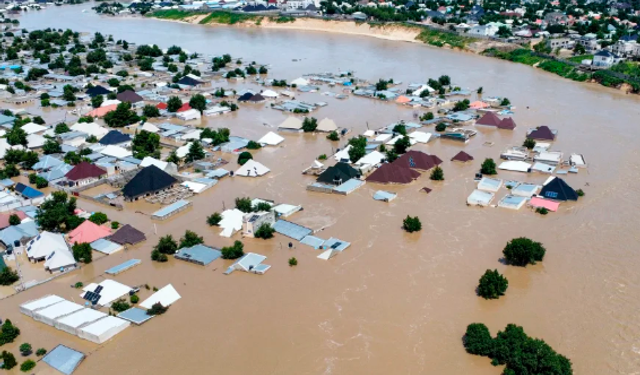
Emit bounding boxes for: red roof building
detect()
[451,151,474,162]
[156,102,168,110]
[177,103,192,112]
[366,163,421,184]
[475,112,502,127]
[393,151,443,171]
[498,117,516,130]
[65,162,107,187]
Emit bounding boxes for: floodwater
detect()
[1,4,639,375]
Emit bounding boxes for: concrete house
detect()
[242,211,276,238]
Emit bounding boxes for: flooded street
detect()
[2,4,640,375]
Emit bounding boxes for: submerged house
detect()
[242,211,276,238]
[122,165,178,201]
[316,162,360,185]
[64,162,107,188]
[539,177,578,201]
[528,126,557,141]
[366,163,421,184]
[393,151,442,171]
[26,231,76,272]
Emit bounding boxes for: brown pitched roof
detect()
[110,224,146,245]
[529,125,555,140]
[116,90,143,103]
[498,117,516,130]
[393,151,443,171]
[451,151,474,162]
[366,163,421,184]
[475,112,501,127]
[65,162,107,181]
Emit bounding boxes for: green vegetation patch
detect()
[148,10,202,20]
[415,29,475,50]
[199,11,259,25]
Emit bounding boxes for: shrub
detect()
[19,343,31,356]
[179,230,203,248]
[0,319,20,346]
[246,140,261,150]
[326,131,339,141]
[111,221,119,229]
[480,158,497,175]
[318,154,327,160]
[503,237,546,266]
[477,269,508,299]
[289,257,298,266]
[536,207,549,215]
[111,299,130,313]
[146,302,168,315]
[302,117,317,132]
[88,212,108,225]
[237,151,252,165]
[463,323,494,356]
[523,138,536,149]
[20,359,35,372]
[235,197,253,213]
[430,166,444,181]
[0,267,19,286]
[435,123,447,132]
[8,214,20,226]
[35,348,46,357]
[1,351,17,369]
[221,240,244,259]
[74,282,83,289]
[207,212,222,226]
[254,223,274,239]
[402,215,422,233]
[130,294,139,304]
[576,189,585,197]
[151,250,168,262]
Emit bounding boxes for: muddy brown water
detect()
[1,5,639,375]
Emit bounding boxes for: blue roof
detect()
[33,155,64,171]
[0,114,15,125]
[90,238,122,254]
[300,235,325,249]
[42,345,85,375]
[0,178,14,187]
[0,221,39,246]
[333,179,365,194]
[174,244,221,266]
[105,259,141,275]
[118,307,153,325]
[323,237,351,251]
[39,163,73,182]
[152,200,191,218]
[205,168,229,178]
[14,183,44,199]
[273,220,313,241]
[373,190,396,201]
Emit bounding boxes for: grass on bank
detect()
[147,9,204,20]
[415,29,476,50]
[198,11,259,25]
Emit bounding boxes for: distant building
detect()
[544,12,568,25]
[592,50,623,67]
[610,40,640,58]
[546,37,573,49]
[575,33,601,52]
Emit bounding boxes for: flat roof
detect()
[80,316,129,336]
[273,220,313,241]
[35,300,84,320]
[20,294,64,313]
[105,259,141,275]
[174,244,221,266]
[151,199,191,218]
[90,238,123,255]
[117,307,153,325]
[42,345,85,375]
[56,308,107,329]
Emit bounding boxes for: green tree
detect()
[207,212,222,226]
[254,223,275,239]
[132,130,160,159]
[142,104,160,118]
[522,138,536,149]
[327,131,339,141]
[430,166,444,181]
[463,323,494,356]
[477,269,508,299]
[189,94,207,114]
[1,351,16,369]
[237,151,253,165]
[111,299,130,313]
[21,151,39,169]
[438,75,451,86]
[167,96,182,112]
[480,158,497,175]
[221,240,244,259]
[43,139,61,154]
[146,302,168,315]
[393,136,411,154]
[246,140,261,150]
[54,122,70,134]
[0,319,20,345]
[8,214,20,226]
[130,294,139,304]
[91,94,104,108]
[35,348,46,357]
[302,117,318,132]
[185,141,205,163]
[6,124,27,146]
[503,237,546,266]
[88,212,108,225]
[154,235,178,255]
[496,25,512,37]
[393,123,407,136]
[179,230,203,248]
[500,97,511,106]
[453,99,470,111]
[72,242,92,264]
[104,102,140,128]
[151,250,168,262]
[19,343,31,356]
[235,197,253,213]
[402,215,422,233]
[35,191,77,232]
[166,151,180,164]
[0,267,19,286]
[573,43,586,55]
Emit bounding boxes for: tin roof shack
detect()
[243,211,276,238]
[64,162,107,188]
[122,165,178,201]
[539,177,579,201]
